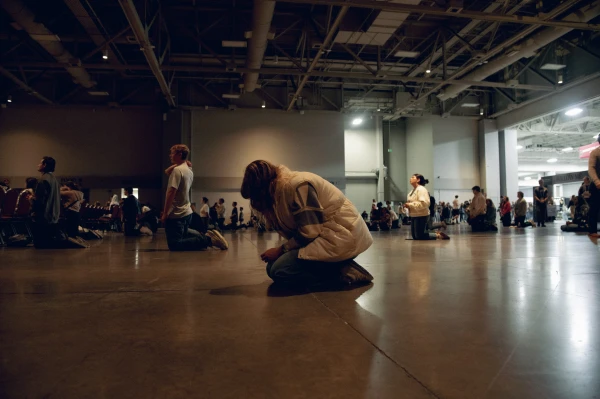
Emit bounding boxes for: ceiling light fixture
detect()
[540,63,566,70]
[479,107,484,116]
[394,50,420,58]
[7,95,12,103]
[516,145,523,150]
[557,74,563,84]
[461,103,480,108]
[524,177,532,181]
[565,107,583,116]
[352,118,363,126]
[261,100,266,108]
[102,49,108,60]
[547,158,558,163]
[562,147,573,152]
[222,93,241,99]
[425,69,431,74]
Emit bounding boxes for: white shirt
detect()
[166,163,193,219]
[199,203,209,217]
[406,185,431,217]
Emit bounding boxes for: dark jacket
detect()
[122,195,140,223]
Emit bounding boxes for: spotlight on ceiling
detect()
[562,147,573,152]
[479,107,484,116]
[565,108,583,116]
[261,100,265,108]
[547,158,558,163]
[516,145,523,150]
[425,69,431,74]
[524,177,532,181]
[352,118,363,126]
[557,74,563,84]
[7,95,12,103]
[102,49,108,60]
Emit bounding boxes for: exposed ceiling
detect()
[1,0,600,119]
[515,97,600,177]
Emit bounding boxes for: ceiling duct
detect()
[244,0,276,92]
[334,0,420,46]
[0,0,95,88]
[437,2,600,101]
[63,0,121,64]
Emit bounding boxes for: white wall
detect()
[432,118,480,191]
[344,117,379,210]
[406,118,434,193]
[503,129,519,198]
[191,109,345,212]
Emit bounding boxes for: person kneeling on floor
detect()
[161,144,228,251]
[468,186,488,232]
[241,160,374,288]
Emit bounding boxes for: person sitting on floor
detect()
[241,159,373,288]
[60,181,84,238]
[485,198,499,232]
[378,202,391,231]
[15,177,37,213]
[468,186,488,232]
[500,196,512,227]
[512,191,534,228]
[368,203,380,231]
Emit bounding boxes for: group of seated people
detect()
[562,176,593,232]
[362,200,401,231]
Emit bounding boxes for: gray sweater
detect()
[33,173,60,224]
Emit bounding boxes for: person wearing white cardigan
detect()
[404,174,449,240]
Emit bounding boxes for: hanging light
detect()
[261,100,266,108]
[479,107,484,116]
[425,69,431,74]
[102,49,108,60]
[565,108,582,116]
[557,73,563,84]
[7,95,12,103]
[352,118,363,126]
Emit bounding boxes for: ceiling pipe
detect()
[437,2,600,101]
[244,0,276,92]
[118,0,175,107]
[0,66,53,104]
[0,0,95,88]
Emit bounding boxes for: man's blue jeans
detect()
[165,214,211,251]
[266,249,349,286]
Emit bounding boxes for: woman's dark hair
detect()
[241,160,279,213]
[202,197,208,203]
[486,198,495,208]
[25,177,37,189]
[413,173,429,186]
[233,201,237,206]
[472,186,481,192]
[42,156,56,173]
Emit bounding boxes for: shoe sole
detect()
[348,260,374,281]
[208,230,229,249]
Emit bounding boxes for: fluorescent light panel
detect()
[540,63,566,70]
[461,103,480,108]
[222,40,247,48]
[88,91,109,96]
[394,50,420,58]
[547,158,558,163]
[565,108,583,116]
[222,93,240,99]
[352,118,363,126]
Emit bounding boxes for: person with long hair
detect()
[404,174,449,240]
[500,196,512,227]
[240,160,373,287]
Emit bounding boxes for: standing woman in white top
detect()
[405,174,448,240]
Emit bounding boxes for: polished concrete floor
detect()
[1,224,599,399]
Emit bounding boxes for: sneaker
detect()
[206,229,229,250]
[67,237,89,248]
[437,231,450,240]
[139,226,153,236]
[340,260,373,285]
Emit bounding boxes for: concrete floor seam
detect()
[310,292,442,399]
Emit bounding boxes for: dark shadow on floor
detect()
[209,281,374,298]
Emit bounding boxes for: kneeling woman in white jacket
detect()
[241,160,374,287]
[405,174,449,240]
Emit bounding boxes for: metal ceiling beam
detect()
[0,61,557,92]
[287,6,349,111]
[0,66,53,104]
[118,0,175,107]
[277,0,600,31]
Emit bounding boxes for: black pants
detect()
[469,215,487,232]
[589,184,600,234]
[218,217,225,230]
[411,216,435,240]
[501,213,511,227]
[514,216,532,228]
[536,203,547,226]
[200,217,209,233]
[65,209,81,237]
[165,214,211,251]
[32,221,65,249]
[123,221,140,236]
